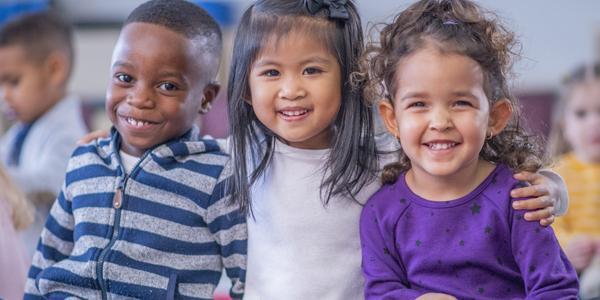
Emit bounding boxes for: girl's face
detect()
[564,80,600,163]
[248,30,342,149]
[380,47,510,180]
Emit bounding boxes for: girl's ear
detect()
[488,99,513,136]
[379,99,401,138]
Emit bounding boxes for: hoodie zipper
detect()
[95,150,150,300]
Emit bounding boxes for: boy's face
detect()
[107,22,213,157]
[0,45,52,123]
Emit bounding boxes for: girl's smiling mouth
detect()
[278,107,311,121]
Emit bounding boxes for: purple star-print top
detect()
[360,164,579,300]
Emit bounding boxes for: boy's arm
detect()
[360,204,422,300]
[24,185,75,299]
[509,192,579,299]
[7,130,77,200]
[206,159,246,299]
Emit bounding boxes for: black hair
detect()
[0,11,73,75]
[227,0,377,214]
[124,0,222,79]
[362,0,544,184]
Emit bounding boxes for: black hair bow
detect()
[305,0,349,20]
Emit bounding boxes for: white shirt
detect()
[243,139,386,300]
[119,150,141,175]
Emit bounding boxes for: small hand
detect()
[77,129,110,145]
[511,171,556,226]
[565,235,596,271]
[416,293,457,300]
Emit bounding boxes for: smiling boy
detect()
[24,1,246,299]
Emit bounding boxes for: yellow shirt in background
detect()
[552,152,600,246]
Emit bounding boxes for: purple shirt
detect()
[360,164,578,299]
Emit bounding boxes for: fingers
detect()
[77,129,110,145]
[510,184,549,199]
[513,171,543,184]
[512,196,552,210]
[539,215,554,227]
[522,206,554,222]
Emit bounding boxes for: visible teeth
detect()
[429,143,456,150]
[126,117,149,127]
[281,110,307,116]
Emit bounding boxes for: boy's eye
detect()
[303,67,322,75]
[159,82,178,91]
[116,74,133,83]
[2,76,20,86]
[262,69,280,77]
[574,109,587,119]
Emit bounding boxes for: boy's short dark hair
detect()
[124,0,222,79]
[0,11,73,72]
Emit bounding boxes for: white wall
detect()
[68,0,600,101]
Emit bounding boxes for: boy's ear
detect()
[488,99,513,136]
[44,51,70,87]
[198,82,220,114]
[379,99,401,138]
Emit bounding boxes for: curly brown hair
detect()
[360,0,545,184]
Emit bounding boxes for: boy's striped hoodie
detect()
[24,128,246,300]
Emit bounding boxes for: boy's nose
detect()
[0,86,12,103]
[278,77,306,101]
[126,87,155,108]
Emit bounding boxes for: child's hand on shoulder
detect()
[510,171,559,226]
[416,293,457,300]
[77,129,110,145]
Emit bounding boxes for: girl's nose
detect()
[429,108,453,131]
[278,76,306,101]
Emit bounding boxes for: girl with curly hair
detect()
[359,0,579,298]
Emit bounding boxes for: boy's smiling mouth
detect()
[119,115,159,129]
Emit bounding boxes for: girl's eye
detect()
[116,74,133,83]
[303,67,322,75]
[159,82,178,91]
[262,69,280,77]
[454,100,472,107]
[574,109,587,119]
[408,101,426,108]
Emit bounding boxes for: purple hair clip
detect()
[443,19,459,25]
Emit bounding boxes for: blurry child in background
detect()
[549,62,600,299]
[0,12,88,255]
[24,1,245,299]
[0,162,33,300]
[360,0,578,298]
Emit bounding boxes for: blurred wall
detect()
[4,0,600,138]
